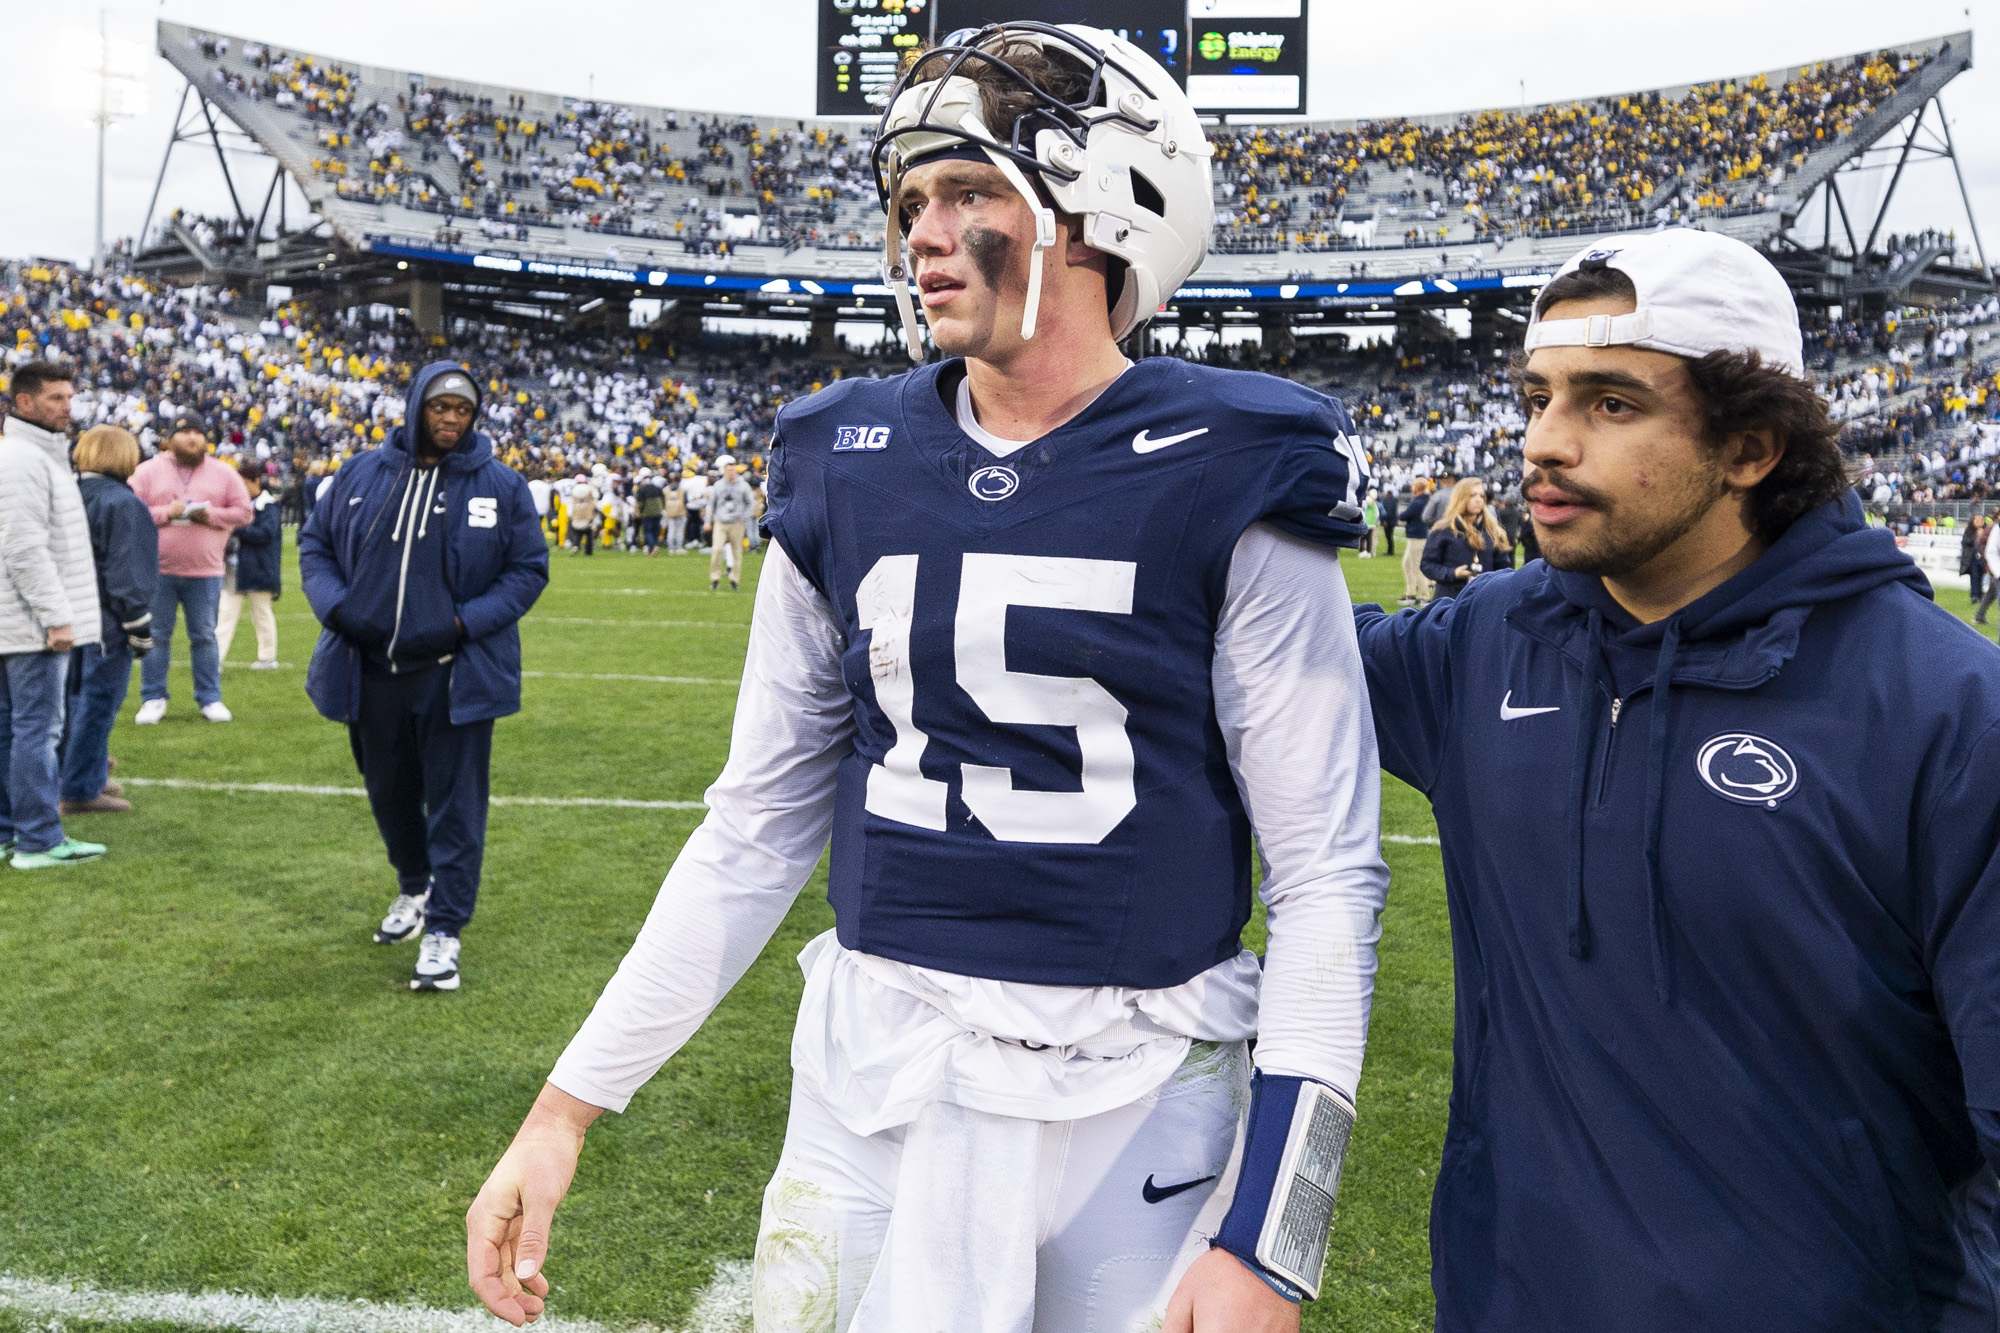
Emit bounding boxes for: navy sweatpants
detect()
[349,665,492,936]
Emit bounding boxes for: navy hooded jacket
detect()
[298,362,548,725]
[1356,494,2000,1331]
[233,493,282,596]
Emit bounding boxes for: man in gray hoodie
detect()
[704,461,754,591]
[0,363,105,867]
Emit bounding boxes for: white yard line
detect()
[118,780,1427,838]
[523,617,748,630]
[162,664,732,685]
[122,778,707,812]
[542,588,740,598]
[523,671,736,686]
[269,615,747,628]
[0,1262,753,1333]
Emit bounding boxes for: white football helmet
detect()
[872,22,1214,361]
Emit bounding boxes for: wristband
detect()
[1211,1071,1354,1300]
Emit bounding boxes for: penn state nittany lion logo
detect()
[1695,732,1798,808]
[968,466,1020,501]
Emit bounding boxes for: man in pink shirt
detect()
[128,414,252,723]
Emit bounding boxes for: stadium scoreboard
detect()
[1187,0,1305,115]
[819,0,933,117]
[816,0,1305,117]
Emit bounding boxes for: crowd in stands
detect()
[176,27,1949,265]
[1207,43,1943,252]
[185,30,883,258]
[11,252,2000,536]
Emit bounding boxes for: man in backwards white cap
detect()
[468,21,1386,1333]
[1354,227,2000,1329]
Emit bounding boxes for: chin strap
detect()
[882,171,927,363]
[1211,1072,1355,1301]
[983,152,1058,341]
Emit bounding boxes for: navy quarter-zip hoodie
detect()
[1356,493,2000,1331]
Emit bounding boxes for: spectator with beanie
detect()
[62,424,158,817]
[130,413,251,724]
[216,460,281,668]
[299,363,548,992]
[0,363,105,867]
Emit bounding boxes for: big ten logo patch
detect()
[833,426,892,453]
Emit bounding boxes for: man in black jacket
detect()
[63,425,157,815]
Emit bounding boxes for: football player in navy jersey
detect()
[468,25,1388,1332]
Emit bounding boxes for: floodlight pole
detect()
[94,9,108,272]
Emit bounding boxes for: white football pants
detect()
[751,1040,1248,1333]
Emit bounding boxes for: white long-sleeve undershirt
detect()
[548,525,1389,1115]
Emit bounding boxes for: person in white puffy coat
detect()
[0,362,105,867]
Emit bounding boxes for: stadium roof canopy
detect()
[141,20,1989,333]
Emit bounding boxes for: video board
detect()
[1186,0,1306,115]
[940,0,1187,86]
[816,0,1189,116]
[818,0,935,118]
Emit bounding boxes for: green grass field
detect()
[1,532,1991,1333]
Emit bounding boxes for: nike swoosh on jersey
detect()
[1500,690,1561,721]
[1132,427,1210,454]
[1142,1172,1218,1204]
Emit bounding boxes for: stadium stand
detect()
[11,249,1998,527]
[1,23,1973,538]
[149,22,1975,295]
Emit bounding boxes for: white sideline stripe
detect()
[122,778,707,812]
[524,670,736,686]
[0,1261,753,1333]
[1385,833,1441,845]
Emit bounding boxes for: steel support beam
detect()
[1935,94,1993,281]
[1864,102,1929,256]
[137,82,192,255]
[198,94,251,228]
[252,163,285,240]
[1828,178,1860,257]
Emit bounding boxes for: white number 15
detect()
[854,553,1137,845]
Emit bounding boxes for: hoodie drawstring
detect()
[416,467,440,540]
[389,464,419,543]
[1567,609,1605,960]
[1641,617,1684,1005]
